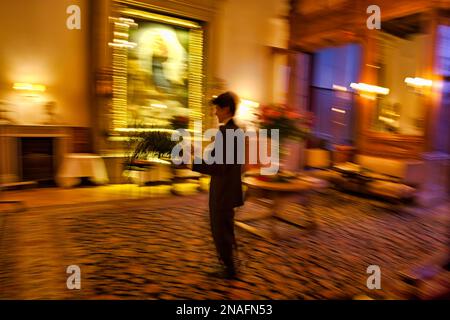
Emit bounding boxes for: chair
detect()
[304,148,343,183]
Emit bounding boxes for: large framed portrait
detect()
[110,4,204,132]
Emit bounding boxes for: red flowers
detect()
[258,104,312,141]
[286,111,301,120]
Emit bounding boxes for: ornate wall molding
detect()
[360,131,425,159]
[114,0,218,22]
[290,0,435,51]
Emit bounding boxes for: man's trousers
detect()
[209,204,236,272]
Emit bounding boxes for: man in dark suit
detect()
[192,91,244,279]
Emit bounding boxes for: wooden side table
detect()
[236,175,327,239]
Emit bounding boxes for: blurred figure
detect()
[151,34,172,93]
[193,92,244,279]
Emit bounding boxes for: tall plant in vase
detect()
[258,104,312,175]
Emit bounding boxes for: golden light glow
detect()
[360,93,376,100]
[188,28,204,128]
[331,107,346,114]
[108,18,137,49]
[117,17,136,25]
[404,77,433,88]
[350,83,389,95]
[236,99,260,126]
[109,17,138,28]
[108,41,137,49]
[110,9,204,132]
[378,116,396,124]
[114,32,129,39]
[332,84,348,92]
[13,83,46,92]
[110,16,136,129]
[142,157,172,165]
[150,103,168,109]
[120,8,201,29]
[114,128,177,133]
[241,99,260,108]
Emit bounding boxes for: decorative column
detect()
[354,29,379,154]
[285,50,311,171]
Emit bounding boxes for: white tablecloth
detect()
[56,153,109,187]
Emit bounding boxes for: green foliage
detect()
[133,131,177,160]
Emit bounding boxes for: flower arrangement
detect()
[258,104,312,142]
[169,115,189,130]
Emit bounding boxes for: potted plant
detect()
[258,104,312,143]
[257,104,313,177]
[124,130,180,185]
[133,131,177,161]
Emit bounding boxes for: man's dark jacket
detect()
[192,119,244,209]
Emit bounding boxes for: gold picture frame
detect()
[110,1,205,133]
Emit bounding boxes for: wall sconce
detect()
[350,82,389,100]
[404,77,433,88]
[350,82,389,95]
[13,83,46,92]
[13,83,47,100]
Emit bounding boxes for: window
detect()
[311,44,361,145]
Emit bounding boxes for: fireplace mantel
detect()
[0,125,78,184]
[0,125,73,137]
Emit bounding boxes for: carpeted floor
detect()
[0,189,448,300]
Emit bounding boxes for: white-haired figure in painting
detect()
[127,22,190,128]
[137,26,188,96]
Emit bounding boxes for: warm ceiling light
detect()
[13,83,46,92]
[405,77,433,88]
[350,82,389,95]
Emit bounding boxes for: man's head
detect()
[211,91,238,123]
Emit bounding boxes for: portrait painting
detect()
[126,19,193,128]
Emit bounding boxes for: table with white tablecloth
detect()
[56,153,109,188]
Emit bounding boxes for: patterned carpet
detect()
[0,189,448,300]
